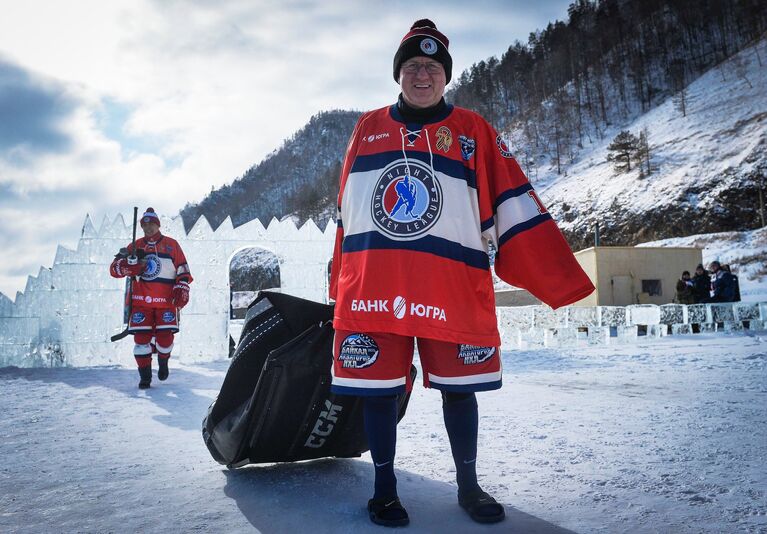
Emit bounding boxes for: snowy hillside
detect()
[541,38,767,248]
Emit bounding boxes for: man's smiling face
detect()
[399,57,446,109]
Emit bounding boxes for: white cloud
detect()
[0,0,572,298]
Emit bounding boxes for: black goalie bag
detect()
[202,291,416,467]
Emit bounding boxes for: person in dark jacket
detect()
[674,271,695,304]
[721,264,741,302]
[691,264,711,303]
[707,261,737,303]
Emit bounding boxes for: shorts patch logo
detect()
[131,312,146,324]
[420,38,438,55]
[162,311,176,323]
[458,344,496,365]
[459,135,476,161]
[435,126,452,153]
[371,158,442,239]
[339,334,379,369]
[496,135,514,158]
[140,253,162,281]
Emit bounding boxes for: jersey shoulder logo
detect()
[371,158,442,239]
[496,135,514,158]
[435,126,452,153]
[459,135,476,161]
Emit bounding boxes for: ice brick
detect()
[532,307,564,329]
[659,304,685,325]
[686,304,708,324]
[709,304,735,322]
[616,325,638,343]
[671,324,692,335]
[733,303,760,321]
[497,306,534,331]
[599,306,627,327]
[587,326,609,345]
[567,306,598,328]
[627,304,660,325]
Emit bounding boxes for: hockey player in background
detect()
[329,19,595,527]
[109,208,192,389]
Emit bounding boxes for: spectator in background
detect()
[721,264,741,302]
[691,263,710,303]
[673,270,695,304]
[707,260,738,303]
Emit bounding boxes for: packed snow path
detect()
[1,333,765,533]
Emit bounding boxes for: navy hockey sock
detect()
[442,391,480,493]
[363,395,398,500]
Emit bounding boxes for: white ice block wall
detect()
[0,213,336,367]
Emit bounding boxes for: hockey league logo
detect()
[162,311,176,323]
[140,253,162,281]
[131,311,146,324]
[338,334,379,369]
[371,158,442,239]
[458,344,496,365]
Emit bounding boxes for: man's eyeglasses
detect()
[401,62,444,75]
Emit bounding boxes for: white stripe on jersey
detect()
[428,369,502,385]
[330,371,407,390]
[495,190,546,238]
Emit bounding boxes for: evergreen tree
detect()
[606,130,639,173]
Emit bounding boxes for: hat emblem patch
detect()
[420,38,438,55]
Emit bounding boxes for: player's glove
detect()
[113,257,145,278]
[171,280,190,308]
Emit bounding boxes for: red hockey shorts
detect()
[128,306,179,334]
[331,330,502,396]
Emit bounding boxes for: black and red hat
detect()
[393,19,452,83]
[141,207,160,226]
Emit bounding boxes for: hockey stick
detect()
[111,207,139,342]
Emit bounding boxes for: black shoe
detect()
[138,366,152,389]
[158,358,169,381]
[367,497,409,527]
[458,488,505,524]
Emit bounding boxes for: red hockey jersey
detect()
[110,234,192,309]
[329,103,594,346]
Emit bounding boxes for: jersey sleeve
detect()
[108,241,139,278]
[328,113,367,301]
[475,120,594,309]
[173,241,193,284]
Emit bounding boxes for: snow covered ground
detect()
[1,333,765,533]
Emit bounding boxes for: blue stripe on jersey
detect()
[342,231,490,270]
[331,384,407,396]
[141,278,176,285]
[497,213,552,247]
[493,182,534,211]
[351,150,477,189]
[480,217,494,232]
[429,379,502,393]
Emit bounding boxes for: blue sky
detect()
[0,0,572,298]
